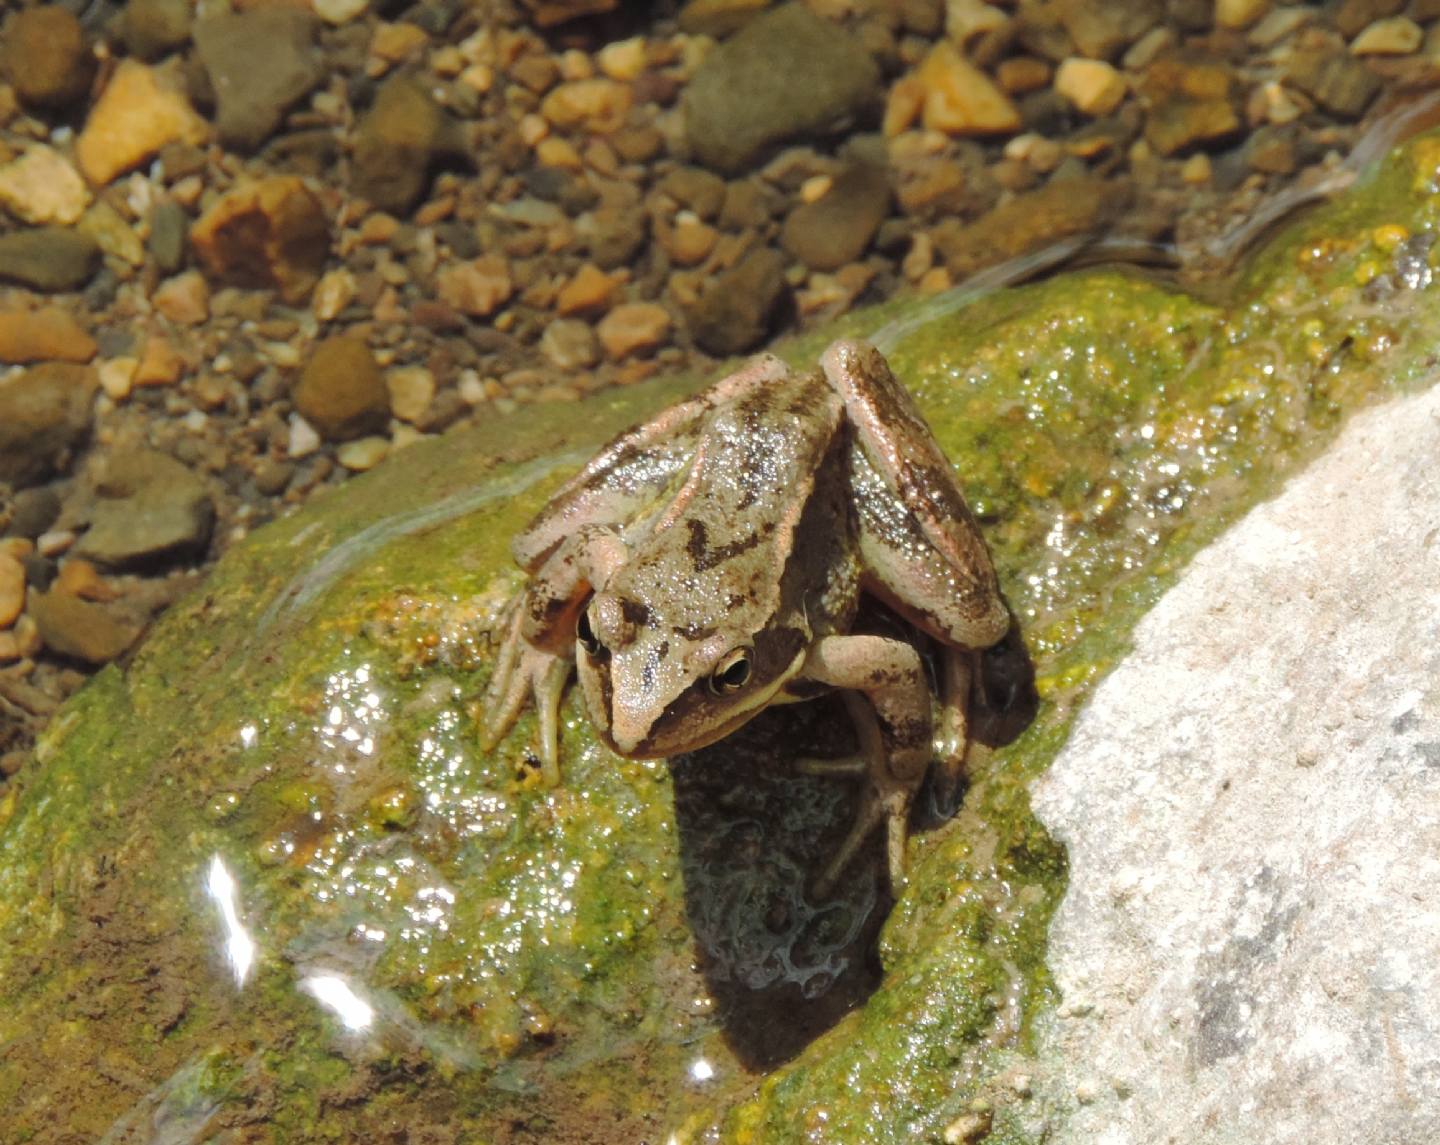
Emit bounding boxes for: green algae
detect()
[7,131,1440,1142]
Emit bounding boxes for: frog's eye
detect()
[577,607,603,656]
[709,647,752,695]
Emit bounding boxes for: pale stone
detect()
[597,38,647,82]
[312,269,357,322]
[1033,380,1440,1144]
[0,145,90,225]
[1214,0,1270,30]
[133,335,184,386]
[1350,16,1422,56]
[945,0,1009,45]
[336,436,391,471]
[917,41,1021,136]
[385,365,435,424]
[286,413,321,459]
[75,59,208,186]
[313,0,369,23]
[1054,58,1127,117]
[97,357,139,400]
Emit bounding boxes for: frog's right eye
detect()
[577,607,603,656]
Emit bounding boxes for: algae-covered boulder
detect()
[7,131,1440,1142]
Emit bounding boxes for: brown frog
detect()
[483,340,1008,891]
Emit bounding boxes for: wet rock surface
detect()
[1031,380,1440,1145]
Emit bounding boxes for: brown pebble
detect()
[0,6,95,110]
[29,587,141,665]
[152,270,210,325]
[292,334,391,441]
[0,307,97,364]
[133,335,185,386]
[556,263,619,316]
[56,558,116,602]
[596,302,671,360]
[435,255,513,317]
[0,551,24,627]
[191,176,331,303]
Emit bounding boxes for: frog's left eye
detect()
[709,647,752,694]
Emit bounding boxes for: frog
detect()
[482,339,1009,892]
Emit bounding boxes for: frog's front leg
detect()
[797,634,934,895]
[481,526,629,784]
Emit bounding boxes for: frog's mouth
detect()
[582,648,807,760]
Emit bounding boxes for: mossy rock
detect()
[7,133,1440,1142]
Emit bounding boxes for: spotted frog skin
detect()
[482,340,1008,891]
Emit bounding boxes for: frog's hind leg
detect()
[796,634,934,896]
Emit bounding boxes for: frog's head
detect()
[573,582,809,759]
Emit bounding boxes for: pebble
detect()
[7,488,61,540]
[191,177,330,303]
[436,255,514,317]
[556,263,620,315]
[0,308,97,365]
[121,0,194,61]
[521,0,618,26]
[541,78,634,135]
[682,3,881,173]
[781,162,892,272]
[152,271,210,326]
[0,145,90,226]
[385,365,436,423]
[1057,0,1160,60]
[193,8,323,151]
[0,552,24,628]
[1286,47,1382,118]
[75,60,209,187]
[915,41,1022,136]
[1335,0,1406,39]
[313,269,358,322]
[146,200,188,275]
[0,227,100,292]
[1055,58,1128,117]
[932,176,1119,277]
[596,302,672,360]
[677,0,771,38]
[97,357,138,401]
[352,74,459,214]
[28,588,140,664]
[75,447,214,570]
[79,200,145,268]
[315,0,370,25]
[1141,58,1242,155]
[0,6,95,110]
[287,413,322,459]
[292,334,391,441]
[597,38,648,83]
[336,436,390,471]
[539,318,600,369]
[1350,16,1423,54]
[0,363,97,488]
[684,246,787,356]
[133,335,186,387]
[1215,0,1272,29]
[56,558,115,602]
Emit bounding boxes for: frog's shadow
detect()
[669,625,1037,1072]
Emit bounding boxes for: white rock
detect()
[287,413,322,459]
[1031,379,1440,1143]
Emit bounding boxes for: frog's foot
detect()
[798,637,935,897]
[480,600,572,786]
[928,646,977,818]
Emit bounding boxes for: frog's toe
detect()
[795,754,867,777]
[532,655,570,787]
